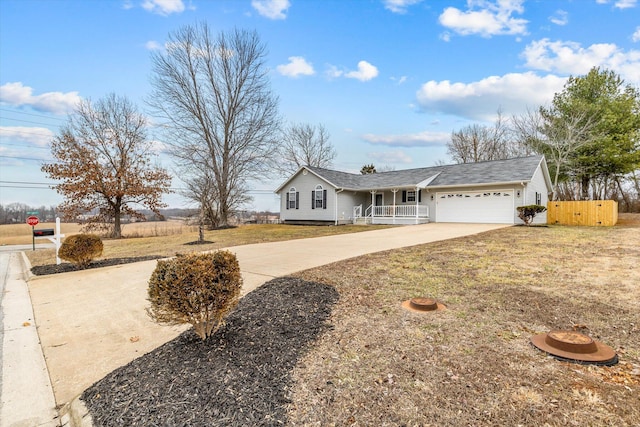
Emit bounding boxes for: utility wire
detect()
[0,108,67,122]
[0,180,275,194]
[0,142,50,150]
[0,117,61,127]
[0,155,46,161]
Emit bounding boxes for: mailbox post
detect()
[30,217,65,264]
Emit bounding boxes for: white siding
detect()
[278,170,335,222]
[336,191,363,222]
[520,163,550,224]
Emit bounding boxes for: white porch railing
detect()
[373,205,429,217]
[353,204,362,218]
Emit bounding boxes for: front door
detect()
[375,194,383,206]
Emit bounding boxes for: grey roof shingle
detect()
[303,155,544,190]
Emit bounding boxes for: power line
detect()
[0,155,46,161]
[0,180,55,185]
[0,185,52,189]
[0,127,55,138]
[0,181,276,194]
[0,108,67,121]
[0,142,50,150]
[0,117,62,127]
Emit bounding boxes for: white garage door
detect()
[436,190,514,223]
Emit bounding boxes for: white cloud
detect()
[326,65,344,79]
[549,10,568,26]
[415,72,566,121]
[390,76,408,85]
[148,139,169,154]
[522,38,640,84]
[345,61,379,82]
[0,126,54,147]
[596,0,638,8]
[252,0,290,19]
[632,27,640,42]
[383,0,422,14]
[145,40,163,51]
[361,130,450,147]
[0,82,80,115]
[438,0,528,37]
[615,0,637,8]
[276,56,315,77]
[368,150,413,164]
[141,0,185,15]
[440,32,451,42]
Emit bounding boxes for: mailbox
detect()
[33,229,55,237]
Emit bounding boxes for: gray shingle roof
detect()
[302,155,544,190]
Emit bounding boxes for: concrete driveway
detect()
[26,223,509,407]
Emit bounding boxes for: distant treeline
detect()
[0,204,279,225]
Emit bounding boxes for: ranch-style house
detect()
[275,155,552,225]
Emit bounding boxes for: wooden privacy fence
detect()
[547,200,618,226]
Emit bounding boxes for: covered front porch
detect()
[353,189,430,225]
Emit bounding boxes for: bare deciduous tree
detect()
[42,94,171,238]
[512,108,599,201]
[148,24,280,228]
[447,110,521,163]
[275,123,336,176]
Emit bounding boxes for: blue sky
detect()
[1,0,639,212]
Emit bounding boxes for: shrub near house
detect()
[516,205,547,226]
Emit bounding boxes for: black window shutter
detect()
[402,190,407,203]
[311,191,315,209]
[323,190,327,209]
[295,192,299,209]
[418,190,422,202]
[286,193,290,210]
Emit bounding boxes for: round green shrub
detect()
[147,251,242,340]
[58,234,103,269]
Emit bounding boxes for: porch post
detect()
[391,189,398,224]
[370,190,376,223]
[416,186,419,224]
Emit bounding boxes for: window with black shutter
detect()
[287,187,298,209]
[312,185,326,209]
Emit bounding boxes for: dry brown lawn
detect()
[4,221,393,268]
[8,215,639,425]
[289,214,640,426]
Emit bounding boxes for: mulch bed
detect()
[81,277,339,427]
[30,256,164,275]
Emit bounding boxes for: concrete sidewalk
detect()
[26,223,509,416]
[1,253,58,427]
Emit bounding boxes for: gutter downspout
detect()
[335,188,344,225]
[519,182,525,224]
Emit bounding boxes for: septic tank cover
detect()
[531,330,618,365]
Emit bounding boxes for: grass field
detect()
[0,220,194,245]
[2,220,394,267]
